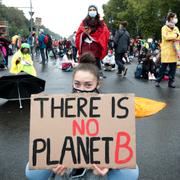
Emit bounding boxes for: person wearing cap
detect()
[75,4,110,78]
[10,43,37,76]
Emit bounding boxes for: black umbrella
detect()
[0,73,46,108]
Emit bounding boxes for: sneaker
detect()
[99,75,106,79]
[117,70,122,76]
[123,67,128,76]
[148,72,152,80]
[99,72,106,79]
[155,81,160,87]
[168,82,176,88]
[151,74,156,80]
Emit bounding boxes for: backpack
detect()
[61,62,73,71]
[44,34,49,44]
[134,63,143,79]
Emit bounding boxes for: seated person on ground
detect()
[102,49,115,71]
[10,43,37,76]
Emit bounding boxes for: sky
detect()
[3,0,109,37]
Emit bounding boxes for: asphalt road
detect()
[0,57,180,180]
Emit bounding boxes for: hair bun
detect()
[79,52,96,64]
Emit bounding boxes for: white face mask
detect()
[172,18,178,24]
[89,11,97,18]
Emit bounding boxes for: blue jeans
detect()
[25,163,139,180]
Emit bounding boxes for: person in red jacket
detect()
[75,4,110,78]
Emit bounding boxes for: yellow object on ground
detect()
[135,97,167,118]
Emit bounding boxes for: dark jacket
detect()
[46,34,53,48]
[114,28,130,53]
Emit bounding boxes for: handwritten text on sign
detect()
[29,93,136,169]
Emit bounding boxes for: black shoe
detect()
[168,82,176,88]
[117,71,122,75]
[99,72,106,79]
[155,81,160,87]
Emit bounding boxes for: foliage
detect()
[103,0,180,39]
[0,3,61,39]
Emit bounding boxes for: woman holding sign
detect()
[25,52,139,179]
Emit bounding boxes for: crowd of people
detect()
[0,8,179,86]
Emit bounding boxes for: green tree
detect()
[103,0,180,39]
[0,3,61,39]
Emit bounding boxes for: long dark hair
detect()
[83,14,103,33]
[166,12,177,22]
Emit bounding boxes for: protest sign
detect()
[29,93,136,169]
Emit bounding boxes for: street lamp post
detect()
[29,0,34,34]
[35,17,41,35]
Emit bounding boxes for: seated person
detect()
[102,49,115,71]
[25,52,166,180]
[10,43,37,76]
[25,52,139,180]
[142,53,156,80]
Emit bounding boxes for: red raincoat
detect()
[75,21,110,60]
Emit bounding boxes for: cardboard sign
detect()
[29,93,136,169]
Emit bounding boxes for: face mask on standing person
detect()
[88,5,98,18]
[172,18,178,24]
[89,11,97,18]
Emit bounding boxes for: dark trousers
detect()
[156,62,177,83]
[30,46,34,60]
[5,54,8,67]
[40,48,46,64]
[95,58,101,70]
[115,53,125,73]
[46,47,57,60]
[72,46,77,61]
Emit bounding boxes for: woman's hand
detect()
[92,164,109,176]
[52,164,67,176]
[84,27,91,34]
